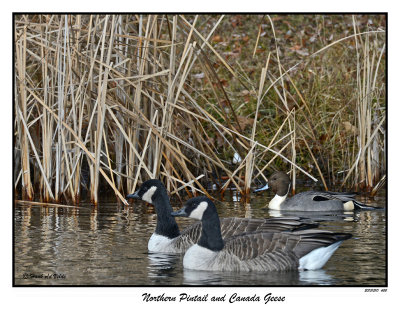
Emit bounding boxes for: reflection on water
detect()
[183,268,334,286]
[183,269,301,285]
[14,190,386,286]
[147,252,181,281]
[298,269,333,285]
[267,209,358,222]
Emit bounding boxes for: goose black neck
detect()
[152,189,180,239]
[198,208,224,251]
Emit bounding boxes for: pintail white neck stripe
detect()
[269,193,288,210]
[142,186,157,203]
[269,185,290,210]
[189,201,208,220]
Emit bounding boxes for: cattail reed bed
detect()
[13,14,386,205]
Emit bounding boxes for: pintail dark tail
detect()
[353,200,383,210]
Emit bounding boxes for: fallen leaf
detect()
[212,35,223,43]
[343,121,358,134]
[236,115,255,130]
[290,44,302,51]
[220,79,228,87]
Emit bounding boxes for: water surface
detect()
[14,190,386,286]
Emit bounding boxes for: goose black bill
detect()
[171,208,188,217]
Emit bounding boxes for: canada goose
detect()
[254,171,380,211]
[171,196,352,271]
[127,179,318,253]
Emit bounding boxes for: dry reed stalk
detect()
[106,105,154,177]
[16,106,55,199]
[103,130,116,191]
[159,15,178,192]
[131,111,159,192]
[281,66,328,186]
[91,15,117,205]
[221,142,259,195]
[267,15,288,111]
[244,55,270,194]
[289,115,297,194]
[370,174,386,197]
[127,15,146,193]
[341,116,385,187]
[169,175,205,195]
[54,16,67,202]
[39,16,53,202]
[252,20,263,58]
[159,153,190,197]
[25,85,129,205]
[300,136,328,190]
[114,16,128,192]
[343,15,385,189]
[15,22,34,200]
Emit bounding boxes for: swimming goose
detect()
[254,171,379,211]
[127,179,317,253]
[171,196,352,271]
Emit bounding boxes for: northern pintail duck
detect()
[254,171,379,211]
[171,196,352,271]
[127,179,317,253]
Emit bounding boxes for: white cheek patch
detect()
[189,201,208,220]
[142,186,157,203]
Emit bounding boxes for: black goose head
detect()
[126,179,165,205]
[269,171,291,196]
[127,179,180,239]
[171,196,215,221]
[172,196,223,251]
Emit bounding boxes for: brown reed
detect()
[13,14,386,205]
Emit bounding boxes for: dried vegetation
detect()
[13,14,386,205]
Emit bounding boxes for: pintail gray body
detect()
[171,196,352,272]
[127,179,318,253]
[255,171,379,211]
